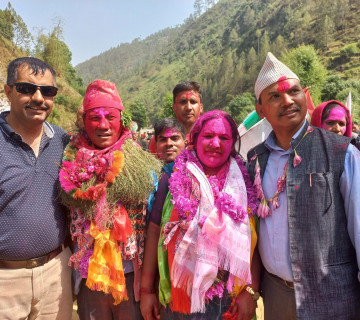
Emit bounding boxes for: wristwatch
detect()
[245,285,260,301]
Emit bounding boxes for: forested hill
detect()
[76,27,183,85]
[76,0,360,124]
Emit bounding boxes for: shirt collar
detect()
[264,119,307,152]
[0,111,14,137]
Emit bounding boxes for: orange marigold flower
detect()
[105,150,124,183]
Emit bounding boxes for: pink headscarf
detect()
[83,80,124,112]
[310,100,352,137]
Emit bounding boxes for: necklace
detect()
[252,125,314,218]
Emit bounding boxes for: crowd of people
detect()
[0,52,359,320]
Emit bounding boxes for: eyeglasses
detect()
[13,82,58,97]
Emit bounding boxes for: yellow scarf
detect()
[86,222,128,305]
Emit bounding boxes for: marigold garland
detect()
[59,136,162,227]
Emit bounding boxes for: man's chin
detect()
[162,154,177,163]
[25,113,49,124]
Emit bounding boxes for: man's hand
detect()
[229,289,257,320]
[140,293,161,320]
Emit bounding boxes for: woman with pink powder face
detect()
[311,100,352,137]
[150,110,260,320]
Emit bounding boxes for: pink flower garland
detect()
[169,150,258,222]
[59,153,111,192]
[169,150,200,220]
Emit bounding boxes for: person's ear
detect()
[4,84,12,102]
[255,103,265,119]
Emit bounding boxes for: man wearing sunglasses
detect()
[0,57,72,319]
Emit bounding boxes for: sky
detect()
[1,0,195,66]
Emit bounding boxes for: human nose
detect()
[98,118,110,129]
[165,138,174,146]
[31,88,45,104]
[184,100,192,110]
[209,136,220,148]
[333,123,341,133]
[282,93,294,106]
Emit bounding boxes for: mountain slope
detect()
[76,0,360,124]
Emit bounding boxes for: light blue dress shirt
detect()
[258,121,360,282]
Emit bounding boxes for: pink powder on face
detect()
[277,76,291,92]
[322,107,347,134]
[162,128,179,138]
[85,107,121,141]
[185,91,198,100]
[92,107,110,118]
[196,117,233,172]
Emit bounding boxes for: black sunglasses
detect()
[13,82,58,97]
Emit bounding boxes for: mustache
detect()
[279,105,301,116]
[24,102,50,111]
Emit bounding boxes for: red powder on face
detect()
[277,76,290,92]
[163,128,178,138]
[185,92,197,100]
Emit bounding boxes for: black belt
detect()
[0,245,64,269]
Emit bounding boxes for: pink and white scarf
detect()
[171,157,252,313]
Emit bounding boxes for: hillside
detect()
[76,0,360,124]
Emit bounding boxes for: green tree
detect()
[227,92,255,125]
[0,3,31,52]
[229,28,239,48]
[221,49,234,91]
[160,93,174,119]
[0,4,14,41]
[318,15,335,48]
[255,29,261,55]
[42,23,72,76]
[233,52,247,93]
[283,45,327,104]
[321,74,346,101]
[34,21,84,92]
[247,47,258,85]
[128,100,148,130]
[7,3,32,53]
[243,6,255,30]
[334,0,350,34]
[259,30,270,62]
[271,35,288,58]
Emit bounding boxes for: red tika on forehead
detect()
[185,91,198,100]
[277,76,291,92]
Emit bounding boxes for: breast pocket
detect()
[292,171,334,217]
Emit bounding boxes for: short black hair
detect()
[172,81,202,103]
[154,117,186,141]
[7,57,56,86]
